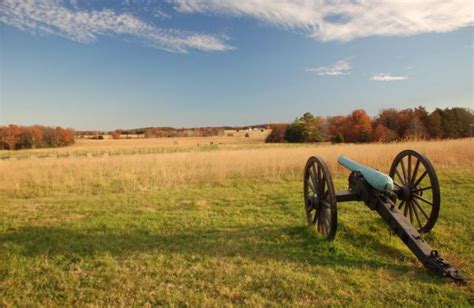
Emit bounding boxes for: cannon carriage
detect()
[303,149,465,283]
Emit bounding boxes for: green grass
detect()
[1,170,473,306]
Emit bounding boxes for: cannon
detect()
[303,149,465,283]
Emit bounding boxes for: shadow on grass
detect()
[0,223,432,279]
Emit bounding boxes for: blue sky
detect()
[1,1,473,130]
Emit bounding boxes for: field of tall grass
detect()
[1,138,473,305]
[1,139,472,196]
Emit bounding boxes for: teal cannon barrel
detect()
[337,155,394,192]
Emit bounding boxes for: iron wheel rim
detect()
[389,149,440,233]
[303,156,337,240]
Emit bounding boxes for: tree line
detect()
[76,127,226,139]
[0,125,75,150]
[142,127,225,138]
[266,107,474,143]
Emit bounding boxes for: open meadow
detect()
[1,136,473,305]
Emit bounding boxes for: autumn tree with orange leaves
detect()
[327,110,373,143]
[110,130,122,139]
[0,125,75,150]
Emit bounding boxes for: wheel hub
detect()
[306,194,318,211]
[399,185,412,201]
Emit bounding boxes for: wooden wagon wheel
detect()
[304,156,337,240]
[389,150,440,233]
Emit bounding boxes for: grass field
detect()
[0,130,271,160]
[0,137,473,305]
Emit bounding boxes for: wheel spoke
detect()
[410,158,421,185]
[412,194,433,206]
[317,208,324,234]
[307,180,315,193]
[400,158,408,184]
[324,212,331,228]
[404,201,409,216]
[412,198,430,220]
[317,164,323,192]
[321,200,331,209]
[322,190,329,200]
[320,174,327,195]
[323,213,331,234]
[323,208,330,234]
[398,200,406,210]
[407,155,412,184]
[311,165,318,187]
[318,217,326,235]
[394,168,405,185]
[412,170,428,188]
[412,186,432,193]
[308,169,315,189]
[408,201,414,223]
[313,210,319,224]
[410,200,423,229]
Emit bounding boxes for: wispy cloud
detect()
[371,74,408,81]
[172,0,474,42]
[0,0,232,53]
[306,59,351,76]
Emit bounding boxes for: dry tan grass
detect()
[1,139,472,195]
[0,130,271,158]
[72,129,270,149]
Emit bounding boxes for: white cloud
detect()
[0,0,232,53]
[371,74,408,81]
[306,59,351,76]
[172,0,474,42]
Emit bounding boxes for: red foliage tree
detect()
[373,123,397,142]
[348,109,373,142]
[265,124,288,143]
[374,109,402,139]
[110,130,121,139]
[6,124,23,150]
[327,116,348,139]
[28,125,44,148]
[329,110,373,143]
[0,125,74,150]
